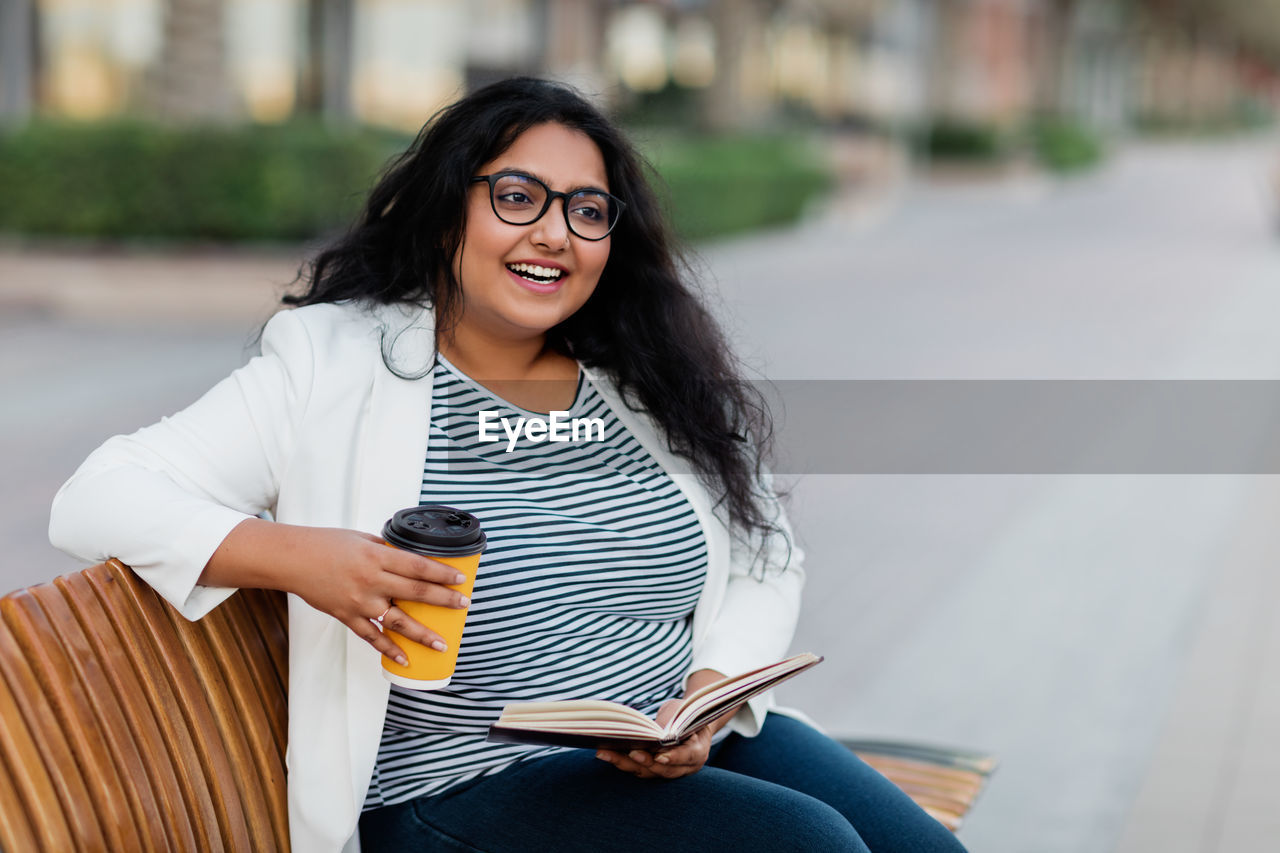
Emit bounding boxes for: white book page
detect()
[497,700,662,736]
[669,653,822,735]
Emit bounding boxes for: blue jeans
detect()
[359,713,968,852]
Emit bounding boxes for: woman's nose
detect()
[530,198,571,250]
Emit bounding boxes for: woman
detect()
[50,78,965,853]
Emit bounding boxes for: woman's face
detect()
[452,122,613,344]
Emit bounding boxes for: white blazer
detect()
[49,301,805,853]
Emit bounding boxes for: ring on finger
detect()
[371,604,392,629]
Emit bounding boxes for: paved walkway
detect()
[1113,475,1280,852]
[0,243,297,327]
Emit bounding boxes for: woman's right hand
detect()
[201,518,470,665]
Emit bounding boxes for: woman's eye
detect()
[570,194,608,222]
[497,191,535,206]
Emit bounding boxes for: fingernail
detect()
[431,640,447,651]
[458,595,471,607]
[629,751,648,764]
[454,573,466,584]
[395,655,408,666]
[655,755,670,764]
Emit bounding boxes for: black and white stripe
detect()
[364,356,708,808]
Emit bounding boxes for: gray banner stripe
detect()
[763,381,1280,474]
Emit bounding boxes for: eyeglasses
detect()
[471,172,625,241]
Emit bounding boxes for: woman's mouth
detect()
[506,262,566,292]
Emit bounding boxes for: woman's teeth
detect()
[507,263,564,284]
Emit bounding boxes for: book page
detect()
[495,699,663,738]
[667,653,823,737]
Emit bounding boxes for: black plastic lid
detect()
[382,506,487,556]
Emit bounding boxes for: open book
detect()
[486,652,823,751]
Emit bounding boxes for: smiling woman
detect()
[48,77,967,853]
[448,122,613,357]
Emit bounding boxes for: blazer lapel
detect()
[352,303,437,534]
[347,302,437,804]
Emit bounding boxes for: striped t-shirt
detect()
[363,355,709,808]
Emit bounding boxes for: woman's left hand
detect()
[595,669,729,780]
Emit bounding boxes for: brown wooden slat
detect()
[920,805,962,832]
[110,562,254,851]
[851,746,995,833]
[846,739,998,775]
[882,778,982,805]
[857,753,988,786]
[0,599,106,850]
[238,589,290,758]
[85,565,230,850]
[0,740,43,853]
[882,784,972,813]
[63,567,199,851]
[183,598,289,851]
[863,778,977,811]
[0,623,74,853]
[1,562,297,851]
[23,582,150,853]
[216,592,289,767]
[857,757,985,800]
[159,603,277,851]
[241,587,289,700]
[872,781,979,813]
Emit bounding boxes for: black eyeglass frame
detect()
[470,173,626,241]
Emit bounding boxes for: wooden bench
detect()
[0,560,993,850]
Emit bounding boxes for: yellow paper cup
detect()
[379,506,486,690]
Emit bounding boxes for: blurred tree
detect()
[701,0,772,131]
[0,0,37,123]
[1037,0,1078,117]
[299,0,355,122]
[143,0,240,121]
[542,0,608,87]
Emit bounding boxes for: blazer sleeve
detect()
[48,309,315,620]
[689,476,806,692]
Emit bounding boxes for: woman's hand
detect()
[595,669,730,779]
[202,518,470,665]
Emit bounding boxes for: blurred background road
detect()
[5,134,1280,853]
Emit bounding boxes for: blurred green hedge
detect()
[646,134,833,242]
[1030,118,1104,172]
[0,121,833,244]
[0,121,410,241]
[920,117,1107,174]
[920,121,1009,162]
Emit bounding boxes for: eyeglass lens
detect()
[489,173,618,239]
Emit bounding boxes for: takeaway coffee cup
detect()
[380,505,487,690]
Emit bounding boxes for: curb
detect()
[0,247,304,326]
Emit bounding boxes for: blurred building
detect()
[1,0,1277,134]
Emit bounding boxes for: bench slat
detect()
[72,567,202,850]
[115,562,259,850]
[29,580,153,852]
[845,739,997,833]
[82,563,227,848]
[180,590,290,850]
[0,562,288,852]
[0,598,108,851]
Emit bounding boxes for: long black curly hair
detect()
[286,76,785,555]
